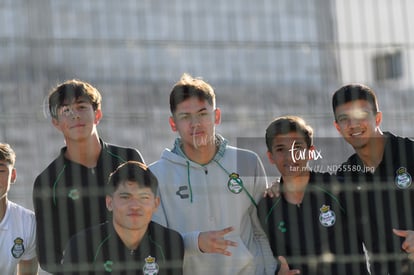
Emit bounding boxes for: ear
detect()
[94,109,102,124]
[52,118,62,131]
[334,121,341,133]
[154,196,160,209]
[266,151,275,164]
[169,116,177,132]
[214,108,221,125]
[10,168,16,184]
[375,111,382,127]
[106,195,113,211]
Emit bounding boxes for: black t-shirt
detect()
[257,172,358,274]
[33,139,144,273]
[61,221,184,275]
[337,132,414,275]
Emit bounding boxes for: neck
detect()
[355,131,385,169]
[282,172,310,205]
[64,134,101,168]
[0,198,7,222]
[182,138,218,165]
[113,222,147,250]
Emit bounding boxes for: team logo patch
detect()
[227,173,243,194]
[319,205,336,227]
[143,255,159,275]
[11,237,25,258]
[395,167,412,189]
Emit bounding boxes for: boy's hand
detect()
[393,228,414,261]
[264,179,281,198]
[198,226,238,256]
[277,256,300,275]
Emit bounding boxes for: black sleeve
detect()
[33,172,64,273]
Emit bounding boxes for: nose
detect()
[348,118,361,128]
[70,111,80,119]
[129,199,141,209]
[190,115,201,126]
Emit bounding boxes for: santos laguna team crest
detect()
[395,167,412,189]
[143,255,159,275]
[11,237,25,258]
[227,173,243,194]
[319,204,336,227]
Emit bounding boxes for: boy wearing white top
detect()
[0,143,38,275]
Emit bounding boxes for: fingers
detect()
[264,180,281,198]
[277,256,300,275]
[394,228,414,262]
[198,227,238,256]
[393,228,412,252]
[393,228,409,238]
[218,226,235,236]
[263,189,273,198]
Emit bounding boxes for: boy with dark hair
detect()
[149,73,282,274]
[0,143,38,275]
[62,161,184,274]
[332,83,414,274]
[33,79,144,273]
[258,116,351,274]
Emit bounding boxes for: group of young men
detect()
[1,76,413,274]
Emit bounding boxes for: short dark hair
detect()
[265,116,313,152]
[48,79,102,119]
[169,73,216,114]
[106,161,158,195]
[332,83,379,120]
[0,143,15,166]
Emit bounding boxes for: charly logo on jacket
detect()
[176,186,189,199]
[319,205,336,227]
[142,255,159,275]
[68,188,80,200]
[395,167,412,189]
[11,237,25,258]
[103,260,113,272]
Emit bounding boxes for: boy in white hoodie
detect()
[150,73,298,275]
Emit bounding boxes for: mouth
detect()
[350,131,363,137]
[127,213,142,217]
[70,124,85,129]
[190,128,204,137]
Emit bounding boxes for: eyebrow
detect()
[117,189,153,195]
[176,107,208,115]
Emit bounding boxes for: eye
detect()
[177,114,190,121]
[198,112,209,118]
[119,194,131,200]
[60,106,71,116]
[77,103,91,110]
[337,116,349,124]
[275,147,285,153]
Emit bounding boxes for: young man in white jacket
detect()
[150,73,299,275]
